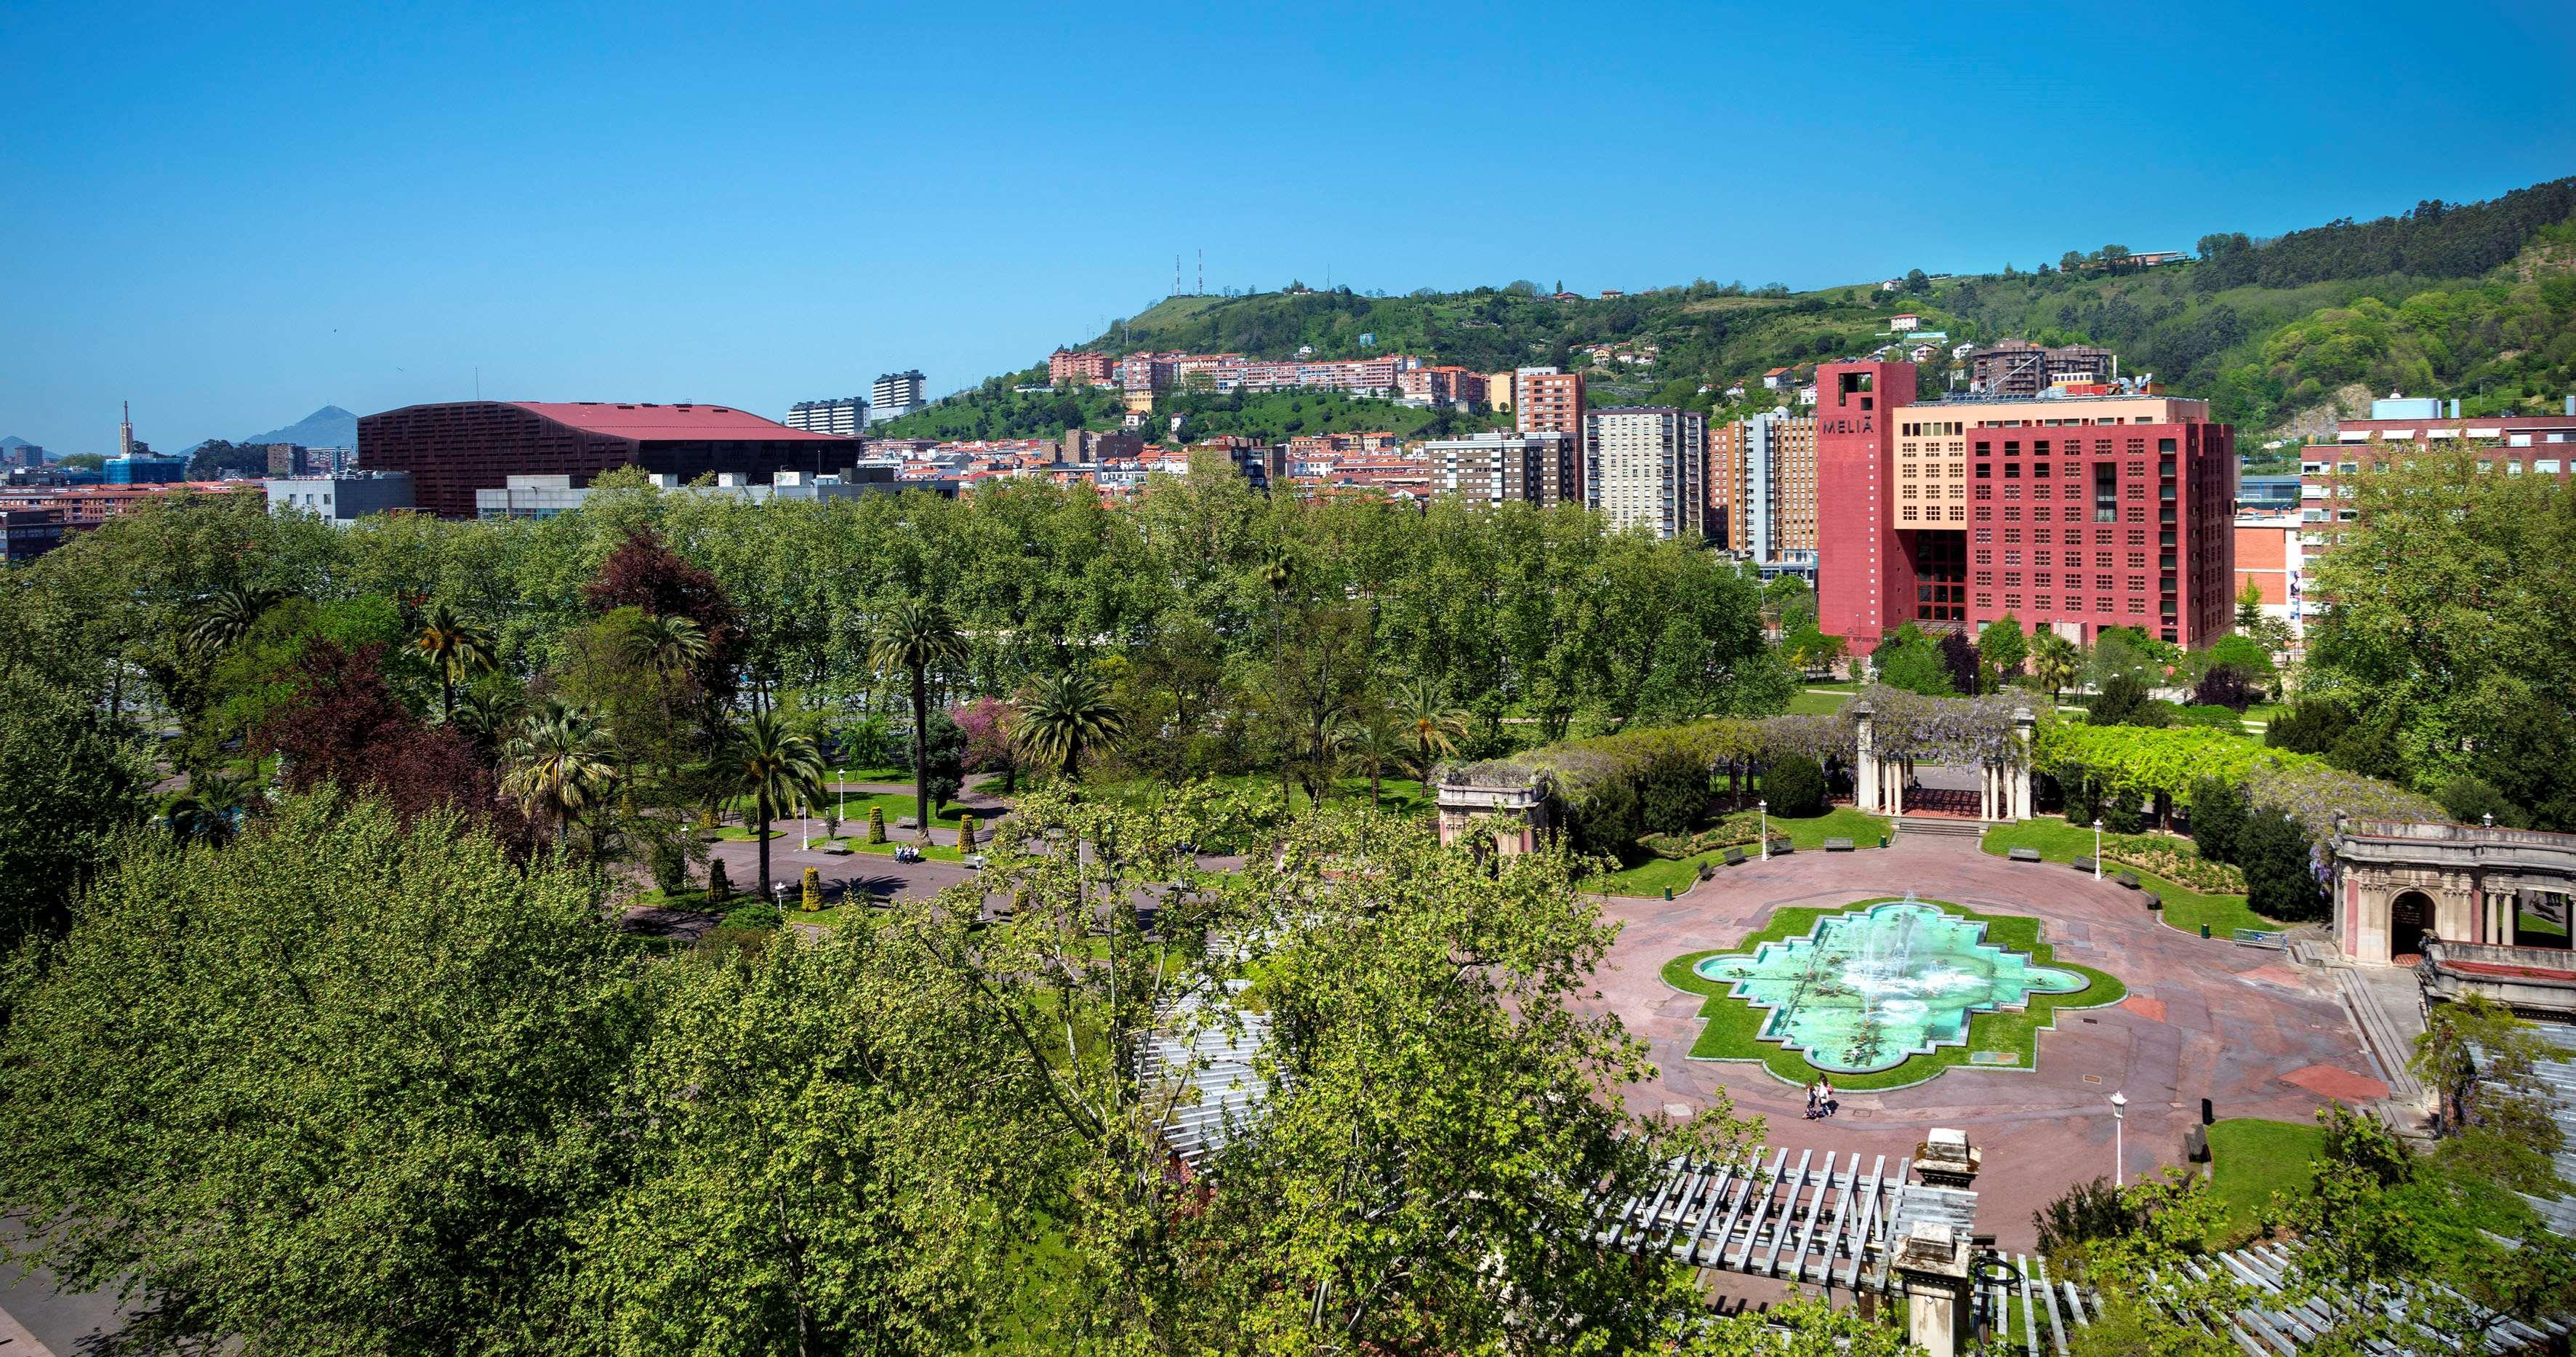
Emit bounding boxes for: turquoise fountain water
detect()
[1692,895,2088,1073]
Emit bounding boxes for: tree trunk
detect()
[440,667,455,725]
[756,809,772,903]
[910,667,931,839]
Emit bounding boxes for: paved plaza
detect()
[1590,834,2386,1251]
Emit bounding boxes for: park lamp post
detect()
[1760,799,1769,860]
[2110,1090,2127,1187]
[2093,818,2103,880]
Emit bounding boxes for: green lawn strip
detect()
[713,826,786,841]
[730,789,984,830]
[1783,690,1850,716]
[1661,897,2127,1090]
[821,767,912,785]
[1978,818,2279,937]
[2204,1117,2325,1249]
[1086,772,1434,818]
[1594,807,1893,898]
[811,836,968,863]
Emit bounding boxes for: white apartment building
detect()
[784,396,867,436]
[1584,406,1705,539]
[869,370,928,424]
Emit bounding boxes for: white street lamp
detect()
[2110,1090,2127,1187]
[2093,818,2103,880]
[1760,799,1769,860]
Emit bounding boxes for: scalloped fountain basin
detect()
[1693,899,2088,1074]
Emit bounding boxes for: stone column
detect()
[1890,762,1904,818]
[1855,703,1878,814]
[1979,765,1994,822]
[2012,707,2035,822]
[1894,1222,1974,1357]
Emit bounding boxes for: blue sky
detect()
[3,0,2571,454]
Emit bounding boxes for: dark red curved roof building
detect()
[358,400,861,519]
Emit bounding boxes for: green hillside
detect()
[888,175,2576,447]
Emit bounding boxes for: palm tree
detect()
[2031,631,2082,709]
[502,698,616,848]
[1015,666,1125,782]
[623,612,707,771]
[726,708,825,902]
[1340,706,1407,809]
[452,686,522,756]
[168,771,253,845]
[416,601,499,725]
[869,599,966,838]
[188,585,281,654]
[1394,676,1469,779]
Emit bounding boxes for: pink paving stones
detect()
[2239,964,2313,991]
[2282,1063,2391,1102]
[2124,996,2170,1022]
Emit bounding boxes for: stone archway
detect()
[2389,889,2434,962]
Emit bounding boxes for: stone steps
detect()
[2332,965,2426,1103]
[1895,817,1989,840]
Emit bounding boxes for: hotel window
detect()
[2004,551,2021,565]
[1975,549,1991,564]
[2126,507,2146,523]
[2005,594,2023,609]
[2127,599,2146,615]
[2004,507,2021,521]
[1975,508,1991,521]
[2127,552,2146,569]
[2063,551,2083,567]
[2004,572,2023,588]
[1975,572,1994,587]
[2096,575,2114,592]
[2035,596,2053,610]
[1975,527,1993,543]
[2003,529,2022,543]
[2127,576,2146,593]
[1976,463,1991,479]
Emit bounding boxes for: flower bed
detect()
[2103,835,2245,894]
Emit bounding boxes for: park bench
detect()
[1767,836,1793,856]
[2231,928,2287,949]
[896,815,919,830]
[2007,847,2042,863]
[2071,856,2098,874]
[1722,847,1746,866]
[2144,892,2162,910]
[2116,871,2141,889]
[1824,837,1855,852]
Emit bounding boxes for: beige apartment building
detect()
[1708,411,1817,577]
[1584,406,1704,539]
[1427,431,1578,509]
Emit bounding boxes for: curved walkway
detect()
[1589,834,2383,1250]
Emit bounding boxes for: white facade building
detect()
[869,370,928,425]
[1582,407,1705,540]
[784,397,867,436]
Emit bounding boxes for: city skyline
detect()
[4,0,2573,454]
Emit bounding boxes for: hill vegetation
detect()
[894,175,2576,449]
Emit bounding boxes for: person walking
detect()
[1818,1075,1836,1118]
[1803,1079,1820,1120]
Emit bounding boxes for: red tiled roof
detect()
[510,401,843,442]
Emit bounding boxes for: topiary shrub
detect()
[1763,755,1828,817]
[957,814,979,852]
[2187,775,2247,865]
[707,857,732,904]
[867,806,886,844]
[799,866,822,913]
[1637,745,1709,836]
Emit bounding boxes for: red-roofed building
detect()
[359,400,859,519]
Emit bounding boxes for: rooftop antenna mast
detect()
[1173,255,1182,297]
[1197,248,1204,296]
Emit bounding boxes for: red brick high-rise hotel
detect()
[1814,361,2234,655]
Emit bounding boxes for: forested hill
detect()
[905,174,2576,444]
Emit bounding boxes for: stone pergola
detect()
[2330,819,2576,966]
[1852,699,2037,823]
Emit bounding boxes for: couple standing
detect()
[1804,1076,1837,1119]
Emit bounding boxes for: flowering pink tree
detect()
[950,697,1020,794]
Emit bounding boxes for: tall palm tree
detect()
[188,585,281,655]
[502,698,616,848]
[1015,666,1125,782]
[416,601,499,725]
[623,612,707,769]
[2031,631,2082,708]
[726,708,825,902]
[1339,706,1407,809]
[1395,676,1469,779]
[869,599,966,838]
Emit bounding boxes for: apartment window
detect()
[2093,463,2117,521]
[2539,460,2563,474]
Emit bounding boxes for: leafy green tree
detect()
[0,671,149,947]
[1014,665,1126,780]
[870,598,967,836]
[724,708,825,901]
[0,790,641,1356]
[2235,578,2268,631]
[2436,774,2527,828]
[2186,775,2247,864]
[2265,700,2351,754]
[1872,624,1954,696]
[2088,673,2166,727]
[1978,614,2029,691]
[2238,809,2324,921]
[571,915,1063,1356]
[1764,753,1828,817]
[188,583,284,655]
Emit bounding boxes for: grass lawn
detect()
[2205,1117,2326,1248]
[737,790,987,831]
[713,826,786,841]
[1979,817,2279,938]
[1661,897,2126,1090]
[1783,689,1850,716]
[1594,806,1893,898]
[813,836,969,863]
[823,766,912,785]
